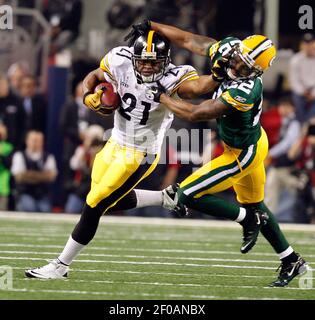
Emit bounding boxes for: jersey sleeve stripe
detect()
[100,55,110,70]
[100,58,111,73]
[171,75,199,95]
[100,58,115,81]
[219,91,253,112]
[104,71,115,82]
[208,41,220,59]
[103,66,115,81]
[170,71,199,94]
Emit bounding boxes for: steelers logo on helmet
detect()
[132,30,170,83]
[226,34,276,81]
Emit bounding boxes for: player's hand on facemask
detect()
[211,56,229,82]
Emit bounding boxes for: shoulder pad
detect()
[100,46,132,69]
[161,64,199,94]
[100,46,132,83]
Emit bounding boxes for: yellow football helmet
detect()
[228,34,277,80]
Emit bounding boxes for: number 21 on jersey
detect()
[119,92,152,125]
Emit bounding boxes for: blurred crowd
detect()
[0,0,314,223]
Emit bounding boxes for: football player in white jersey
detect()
[25,30,220,279]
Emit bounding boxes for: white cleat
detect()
[162,184,188,217]
[25,259,69,279]
[162,184,179,210]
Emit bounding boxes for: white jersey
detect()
[100,46,198,154]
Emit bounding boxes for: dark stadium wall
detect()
[46,66,69,208]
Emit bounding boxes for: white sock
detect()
[57,236,85,266]
[134,189,163,207]
[235,207,246,223]
[278,246,294,260]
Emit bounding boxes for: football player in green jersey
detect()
[125,21,308,287]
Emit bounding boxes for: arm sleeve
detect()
[208,41,220,60]
[11,152,26,176]
[69,146,86,170]
[166,65,199,95]
[99,50,117,85]
[44,155,58,175]
[289,55,305,95]
[269,120,301,158]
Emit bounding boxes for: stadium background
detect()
[0,0,314,223]
[0,0,315,303]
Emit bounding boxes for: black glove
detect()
[149,81,166,103]
[172,205,190,218]
[211,56,229,82]
[124,19,151,46]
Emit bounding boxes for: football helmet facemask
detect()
[226,35,276,81]
[132,30,170,83]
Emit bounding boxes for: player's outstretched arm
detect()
[160,94,229,122]
[177,75,221,99]
[150,21,216,56]
[150,82,228,121]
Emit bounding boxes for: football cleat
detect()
[269,255,309,287]
[162,184,189,217]
[25,259,69,279]
[240,209,268,254]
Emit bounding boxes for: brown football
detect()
[94,82,120,113]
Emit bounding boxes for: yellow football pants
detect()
[86,138,159,212]
[180,128,269,204]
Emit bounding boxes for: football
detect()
[94,81,120,114]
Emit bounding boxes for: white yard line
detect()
[4,288,217,299]
[13,266,272,278]
[1,211,315,231]
[0,256,275,269]
[1,244,315,258]
[211,264,276,270]
[0,229,240,239]
[1,232,314,247]
[0,255,280,269]
[4,288,294,300]
[0,250,287,264]
[20,278,315,291]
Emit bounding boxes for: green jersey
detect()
[208,36,241,62]
[0,141,13,196]
[208,37,263,149]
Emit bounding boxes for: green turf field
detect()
[0,212,314,300]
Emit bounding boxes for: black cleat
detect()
[269,255,308,287]
[240,209,268,254]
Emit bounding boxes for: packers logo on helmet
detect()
[227,34,277,81]
[242,35,276,69]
